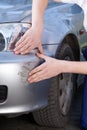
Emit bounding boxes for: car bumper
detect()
[0,51,51,114]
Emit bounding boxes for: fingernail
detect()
[28,78,31,82]
[29,73,31,76]
[21,53,24,55]
[14,48,17,51]
[28,79,30,82]
[28,80,33,83]
[14,51,18,54]
[15,43,18,46]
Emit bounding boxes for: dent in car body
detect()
[0,1,85,114]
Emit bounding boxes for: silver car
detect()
[0,0,87,128]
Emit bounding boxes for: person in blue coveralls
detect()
[13,0,87,129]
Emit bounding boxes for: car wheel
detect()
[33,43,77,128]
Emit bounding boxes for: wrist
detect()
[32,22,43,34]
[32,21,44,39]
[32,16,44,28]
[61,60,75,74]
[57,60,72,74]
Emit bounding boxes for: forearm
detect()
[32,0,48,29]
[59,60,87,75]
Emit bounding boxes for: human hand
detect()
[14,27,44,55]
[28,53,63,83]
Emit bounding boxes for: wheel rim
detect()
[59,56,73,116]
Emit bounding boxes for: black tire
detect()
[33,43,77,128]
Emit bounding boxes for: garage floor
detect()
[0,86,83,130]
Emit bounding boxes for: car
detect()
[0,0,87,128]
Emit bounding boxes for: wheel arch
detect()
[56,33,80,61]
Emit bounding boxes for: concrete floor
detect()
[0,86,83,130]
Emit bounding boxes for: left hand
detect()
[14,27,44,55]
[28,53,63,83]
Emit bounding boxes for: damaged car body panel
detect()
[0,0,86,127]
[0,0,84,113]
[0,51,52,114]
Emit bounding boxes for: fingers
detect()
[28,70,45,83]
[38,44,44,54]
[28,54,49,83]
[29,63,46,76]
[14,38,44,55]
[28,75,46,83]
[15,37,31,49]
[14,38,32,54]
[13,28,44,55]
[36,53,47,60]
[15,30,29,46]
[21,45,34,55]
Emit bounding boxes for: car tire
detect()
[33,43,77,128]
